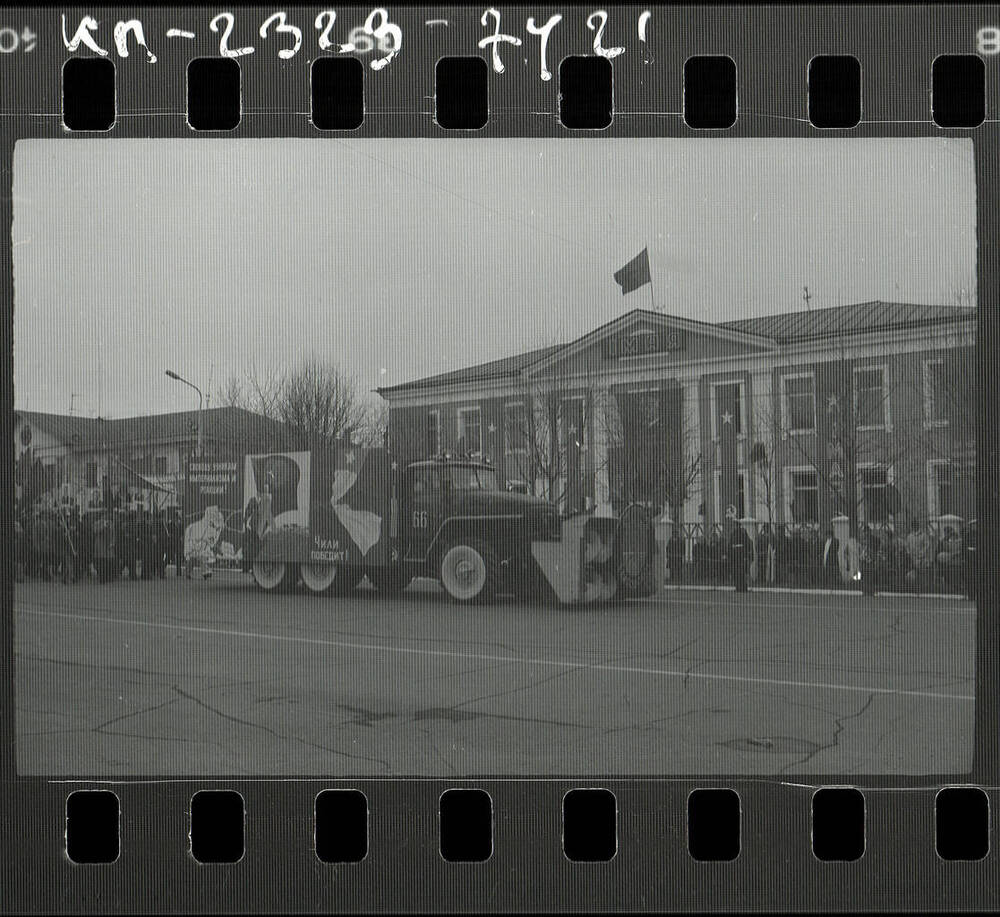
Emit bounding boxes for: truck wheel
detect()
[439,539,499,604]
[300,563,338,594]
[253,560,293,592]
[368,566,413,595]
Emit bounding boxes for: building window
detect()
[504,402,528,453]
[860,465,888,522]
[854,366,888,429]
[927,461,954,517]
[154,455,168,476]
[923,359,950,427]
[788,469,819,523]
[782,374,816,432]
[426,410,440,456]
[457,407,482,454]
[85,462,97,487]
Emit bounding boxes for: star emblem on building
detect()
[827,394,839,411]
[721,411,733,425]
[390,461,398,471]
[487,423,496,434]
[345,451,355,464]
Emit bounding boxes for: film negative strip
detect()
[1,2,996,912]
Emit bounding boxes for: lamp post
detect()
[165,369,203,457]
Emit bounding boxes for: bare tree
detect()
[749,431,779,528]
[760,328,973,535]
[354,398,390,448]
[503,377,599,510]
[499,336,704,516]
[605,391,702,519]
[219,357,368,452]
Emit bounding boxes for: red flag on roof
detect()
[613,247,652,295]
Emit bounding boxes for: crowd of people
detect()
[13,504,188,585]
[14,498,977,601]
[663,519,977,599]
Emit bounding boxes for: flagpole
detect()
[646,245,657,312]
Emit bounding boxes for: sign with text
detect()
[182,457,244,565]
[603,327,687,360]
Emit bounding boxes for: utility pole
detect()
[802,286,812,311]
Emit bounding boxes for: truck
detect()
[182,446,658,605]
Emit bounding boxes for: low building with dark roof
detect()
[13,406,289,509]
[379,301,976,532]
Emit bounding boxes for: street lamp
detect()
[165,369,203,457]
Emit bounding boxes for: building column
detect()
[680,379,703,561]
[593,384,617,508]
[749,367,774,525]
[697,379,717,529]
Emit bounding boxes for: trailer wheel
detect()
[253,560,294,592]
[368,566,413,595]
[439,539,499,604]
[300,563,338,595]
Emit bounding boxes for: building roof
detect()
[14,406,287,450]
[12,411,98,445]
[377,343,564,394]
[379,301,975,396]
[720,301,975,344]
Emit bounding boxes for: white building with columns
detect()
[380,302,976,533]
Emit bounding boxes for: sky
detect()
[12,137,976,418]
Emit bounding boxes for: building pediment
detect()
[525,309,778,378]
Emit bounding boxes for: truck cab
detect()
[402,458,560,570]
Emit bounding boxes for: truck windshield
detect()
[447,466,498,491]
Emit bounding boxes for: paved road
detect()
[15,574,975,777]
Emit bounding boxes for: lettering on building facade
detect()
[603,327,687,360]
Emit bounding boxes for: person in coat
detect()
[905,522,932,593]
[138,509,154,580]
[76,512,95,582]
[822,529,840,587]
[56,509,79,584]
[154,511,169,578]
[859,524,877,596]
[693,536,707,582]
[934,526,959,592]
[729,523,751,593]
[757,524,774,586]
[92,512,117,583]
[32,511,56,581]
[118,510,138,581]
